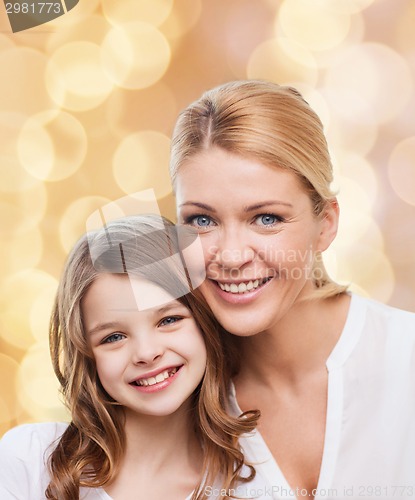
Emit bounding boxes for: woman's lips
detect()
[207,276,274,304]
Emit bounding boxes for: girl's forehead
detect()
[85,274,179,314]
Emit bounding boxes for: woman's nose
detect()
[210,229,255,270]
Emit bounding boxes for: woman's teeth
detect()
[135,367,178,387]
[218,278,271,294]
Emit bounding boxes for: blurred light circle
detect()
[388,137,415,207]
[0,355,21,424]
[324,43,413,124]
[0,113,42,193]
[0,270,58,350]
[326,0,376,14]
[113,131,172,198]
[46,0,100,27]
[336,246,395,304]
[0,34,15,52]
[336,176,374,243]
[337,152,378,206]
[101,22,171,90]
[278,0,351,52]
[0,183,47,237]
[161,0,202,40]
[17,342,67,420]
[102,0,174,27]
[0,227,43,277]
[18,110,87,182]
[106,83,177,138]
[59,196,112,253]
[247,38,318,86]
[396,1,415,54]
[46,15,109,53]
[46,41,114,112]
[309,11,365,70]
[30,280,59,343]
[326,112,378,157]
[0,48,54,115]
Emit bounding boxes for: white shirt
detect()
[227,294,415,500]
[0,422,275,499]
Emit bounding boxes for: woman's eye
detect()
[102,333,124,344]
[159,316,182,327]
[186,215,214,228]
[254,214,282,226]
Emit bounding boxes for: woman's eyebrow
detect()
[179,201,293,211]
[243,201,293,211]
[178,201,217,212]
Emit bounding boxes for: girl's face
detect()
[175,147,338,337]
[82,274,207,418]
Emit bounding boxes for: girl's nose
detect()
[131,334,164,365]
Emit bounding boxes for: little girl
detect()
[0,214,267,500]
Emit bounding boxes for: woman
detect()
[169,80,415,499]
[0,214,265,499]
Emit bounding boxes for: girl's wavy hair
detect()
[47,214,259,500]
[170,79,348,299]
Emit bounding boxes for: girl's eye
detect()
[186,215,214,228]
[102,333,125,344]
[159,316,183,327]
[254,214,283,226]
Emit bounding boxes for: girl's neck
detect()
[122,401,202,473]
[105,402,203,500]
[236,293,351,388]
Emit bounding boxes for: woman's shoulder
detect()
[354,293,415,334]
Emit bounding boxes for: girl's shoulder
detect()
[0,422,69,500]
[0,421,69,457]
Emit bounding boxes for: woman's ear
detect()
[317,198,339,252]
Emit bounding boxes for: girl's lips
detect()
[130,365,183,394]
[208,276,274,304]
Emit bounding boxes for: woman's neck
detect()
[236,293,351,388]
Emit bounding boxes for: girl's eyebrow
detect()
[88,322,120,337]
[87,301,187,336]
[156,300,187,315]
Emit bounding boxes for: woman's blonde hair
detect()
[170,80,348,298]
[47,214,258,500]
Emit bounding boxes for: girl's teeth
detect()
[137,368,177,387]
[218,278,270,294]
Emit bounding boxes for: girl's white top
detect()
[0,422,273,499]
[227,293,415,500]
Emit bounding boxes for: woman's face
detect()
[175,147,338,337]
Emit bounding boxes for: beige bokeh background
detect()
[1,0,414,436]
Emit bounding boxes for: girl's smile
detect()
[129,364,182,393]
